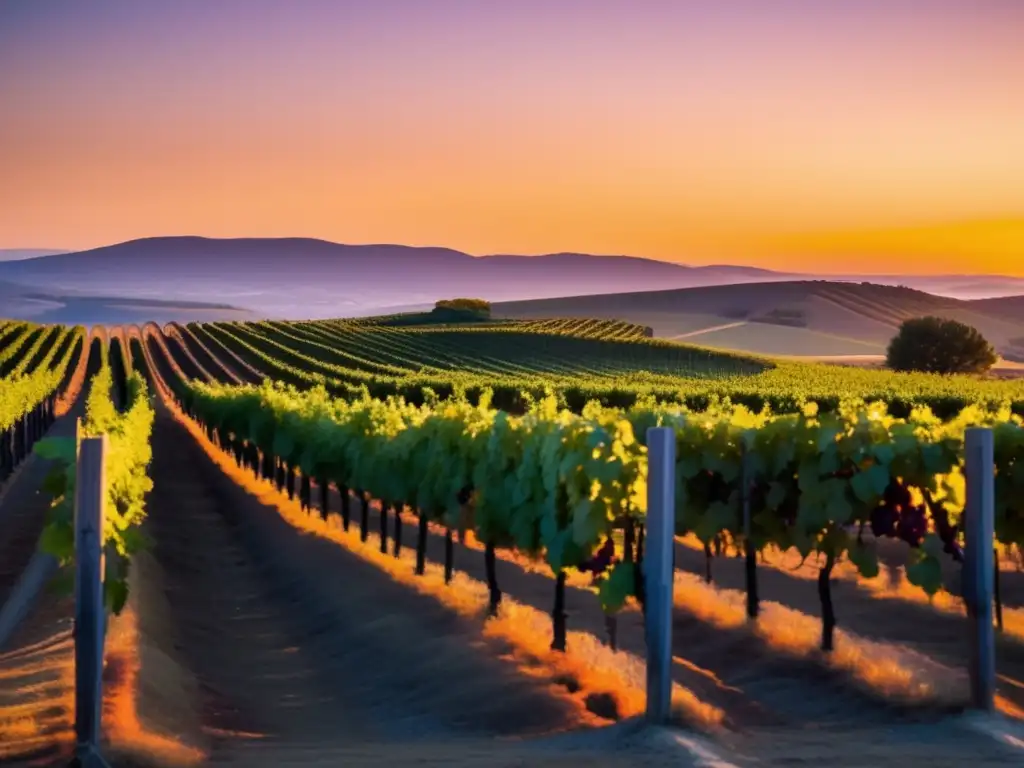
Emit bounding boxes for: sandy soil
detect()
[670,537,1024,717]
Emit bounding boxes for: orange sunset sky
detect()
[1,1,1022,274]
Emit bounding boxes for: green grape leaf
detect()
[34,436,76,463]
[825,492,854,525]
[598,562,636,614]
[41,469,69,499]
[694,501,737,542]
[847,543,879,579]
[546,531,584,573]
[921,532,945,561]
[906,552,943,596]
[850,464,889,504]
[765,481,788,510]
[105,579,129,615]
[272,432,294,462]
[38,522,74,564]
[571,497,603,548]
[871,443,895,467]
[119,526,149,556]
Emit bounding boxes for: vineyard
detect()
[2,314,1024,767]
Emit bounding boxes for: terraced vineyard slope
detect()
[172,316,1024,417]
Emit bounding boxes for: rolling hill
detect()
[2,236,1024,322]
[0,237,787,319]
[0,249,69,261]
[494,281,1024,360]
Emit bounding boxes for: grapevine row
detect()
[174,376,1024,651]
[35,342,155,613]
[182,318,1024,418]
[0,326,85,485]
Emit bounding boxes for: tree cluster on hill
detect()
[434,298,491,313]
[886,316,997,375]
[431,298,491,321]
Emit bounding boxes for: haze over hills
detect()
[0,276,250,326]
[494,281,1024,361]
[0,236,793,319]
[0,249,69,261]
[1,236,1023,322]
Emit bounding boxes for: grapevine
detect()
[35,350,155,614]
[178,376,1024,653]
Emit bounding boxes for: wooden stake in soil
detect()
[286,463,296,500]
[340,485,351,531]
[742,450,759,620]
[818,552,836,652]
[415,514,429,575]
[319,477,330,521]
[994,547,1003,633]
[74,435,112,768]
[393,507,403,557]
[635,523,646,616]
[551,571,567,652]
[484,543,501,616]
[644,426,675,725]
[444,528,454,583]
[964,428,996,711]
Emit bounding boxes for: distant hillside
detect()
[494,281,1024,359]
[3,236,1023,319]
[0,237,789,318]
[0,279,250,326]
[0,249,69,261]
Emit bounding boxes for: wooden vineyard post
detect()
[74,435,112,767]
[964,427,995,711]
[742,449,759,620]
[644,426,675,724]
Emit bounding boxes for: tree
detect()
[886,316,997,375]
[431,298,491,321]
[434,298,491,314]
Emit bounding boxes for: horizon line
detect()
[2,233,1022,280]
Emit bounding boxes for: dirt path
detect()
[672,539,1024,715]
[667,322,748,340]
[138,398,659,765]
[0,334,93,765]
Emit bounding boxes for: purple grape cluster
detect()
[895,506,927,547]
[578,538,616,575]
[869,481,927,547]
